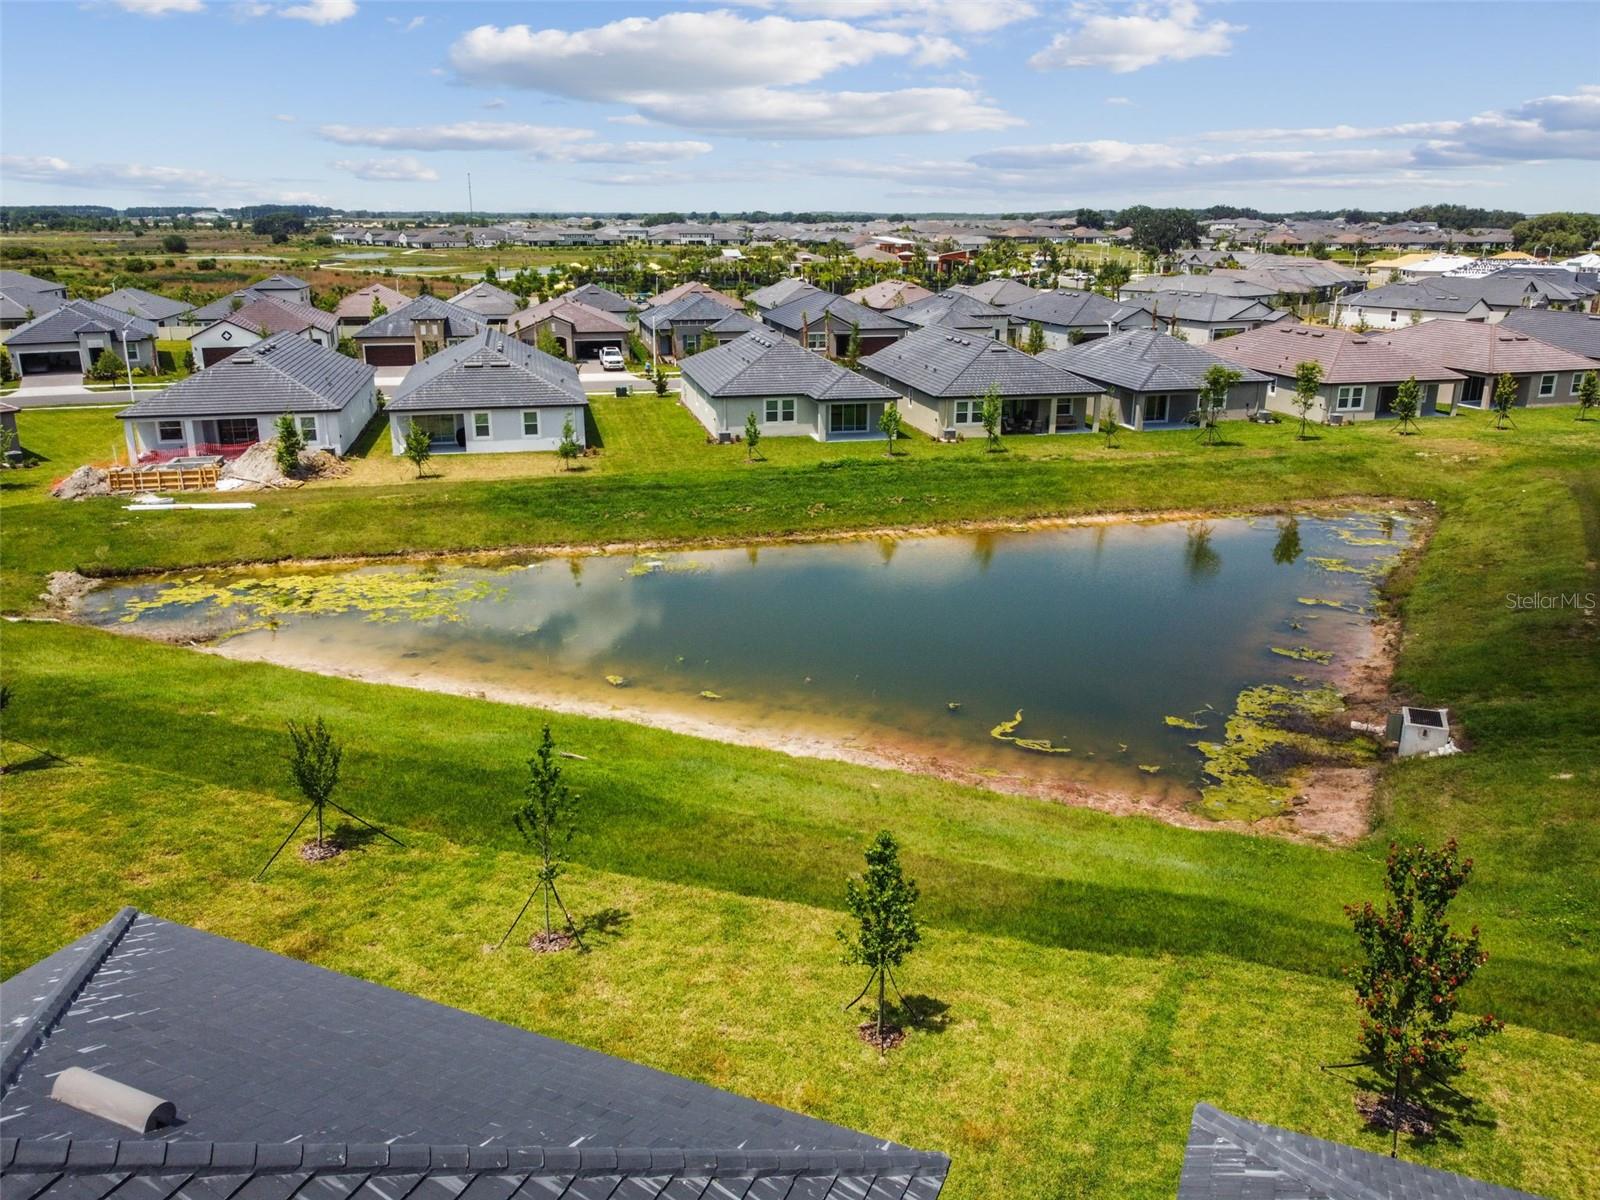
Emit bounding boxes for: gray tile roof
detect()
[947,279,1039,307]
[1121,274,1278,300]
[563,283,634,314]
[390,329,585,410]
[191,289,271,322]
[890,292,1008,332]
[94,288,195,323]
[680,331,899,402]
[448,281,524,320]
[0,910,948,1199]
[5,299,158,346]
[1002,288,1128,330]
[708,309,767,336]
[0,286,67,324]
[1041,329,1269,393]
[355,294,487,341]
[117,332,373,419]
[860,327,1097,398]
[1498,308,1600,362]
[1117,292,1285,325]
[224,296,337,337]
[1179,1104,1541,1200]
[509,298,630,337]
[761,292,909,335]
[0,270,65,294]
[747,278,823,311]
[252,274,309,291]
[636,292,742,333]
[1379,320,1596,376]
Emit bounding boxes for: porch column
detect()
[182,419,199,454]
[123,421,140,465]
[1133,398,1145,431]
[1046,398,1058,434]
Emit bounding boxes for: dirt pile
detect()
[41,570,96,610]
[219,441,349,490]
[51,465,110,500]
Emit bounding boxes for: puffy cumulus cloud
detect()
[0,154,248,195]
[737,0,1037,35]
[1030,1,1239,73]
[562,140,713,163]
[331,156,440,182]
[316,121,711,163]
[447,10,1015,138]
[279,0,355,24]
[113,0,203,14]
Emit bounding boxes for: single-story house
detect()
[1116,291,1292,344]
[1380,319,1596,409]
[1002,288,1133,348]
[187,296,337,367]
[643,280,742,310]
[507,297,629,360]
[845,279,935,310]
[448,280,523,328]
[891,292,1011,340]
[0,269,67,331]
[387,329,587,455]
[1180,1103,1536,1200]
[118,331,375,459]
[1209,324,1460,422]
[860,326,1101,438]
[241,273,311,306]
[761,291,911,358]
[948,278,1039,307]
[3,299,158,376]
[678,330,901,442]
[353,293,487,367]
[637,292,743,359]
[747,277,824,313]
[1041,329,1272,430]
[562,282,635,318]
[0,909,950,1200]
[1334,280,1497,328]
[95,286,195,331]
[332,282,410,335]
[1498,307,1600,363]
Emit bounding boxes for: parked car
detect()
[598,346,625,371]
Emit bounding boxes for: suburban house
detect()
[353,294,486,367]
[387,329,587,455]
[95,286,195,331]
[1334,280,1497,328]
[4,299,158,375]
[1381,320,1596,409]
[1041,329,1272,429]
[448,280,523,328]
[761,291,911,358]
[1209,324,1460,422]
[845,279,934,310]
[1002,288,1136,347]
[1498,307,1600,362]
[703,308,767,344]
[860,326,1101,437]
[1180,1104,1536,1200]
[747,277,824,313]
[0,910,949,1200]
[949,278,1040,307]
[240,273,311,305]
[117,331,375,459]
[0,268,67,331]
[187,296,338,366]
[891,291,1011,339]
[507,297,630,360]
[1118,291,1292,344]
[644,280,741,310]
[562,282,635,319]
[332,282,410,336]
[637,292,743,359]
[189,275,313,327]
[678,330,901,442]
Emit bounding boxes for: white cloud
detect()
[316,121,712,163]
[273,113,297,122]
[113,0,203,14]
[563,140,713,164]
[607,113,651,126]
[387,13,423,33]
[481,98,507,110]
[1030,2,1239,73]
[738,0,1037,35]
[1105,95,1132,106]
[629,86,1018,138]
[279,0,355,25]
[0,154,332,202]
[331,156,440,182]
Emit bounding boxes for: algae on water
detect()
[990,709,1071,754]
[1270,645,1334,663]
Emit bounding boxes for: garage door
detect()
[363,343,416,367]
[18,350,81,374]
[858,336,899,355]
[202,345,242,368]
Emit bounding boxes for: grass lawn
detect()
[1,401,1596,1197]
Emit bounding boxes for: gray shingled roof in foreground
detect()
[356,293,487,341]
[0,910,948,1200]
[390,329,586,410]
[1040,329,1270,393]
[117,332,372,419]
[5,298,158,346]
[1179,1104,1542,1200]
[860,327,1097,398]
[680,331,899,402]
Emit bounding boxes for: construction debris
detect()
[51,465,110,500]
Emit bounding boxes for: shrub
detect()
[161,234,188,253]
[87,348,125,381]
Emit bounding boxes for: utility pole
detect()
[467,173,474,224]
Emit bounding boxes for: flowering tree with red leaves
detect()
[1346,839,1502,1127]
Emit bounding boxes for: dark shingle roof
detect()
[1118,292,1285,325]
[94,287,195,323]
[509,298,630,337]
[1380,320,1596,376]
[117,332,372,418]
[747,278,823,311]
[709,309,767,336]
[0,910,948,1199]
[355,293,487,341]
[1207,324,1462,385]
[448,280,523,320]
[224,296,337,337]
[562,283,634,314]
[891,292,1008,332]
[252,273,309,291]
[948,279,1039,306]
[1179,1104,1540,1200]
[1003,288,1129,330]
[191,289,273,322]
[1041,329,1270,393]
[390,329,585,410]
[762,291,909,335]
[1498,308,1600,362]
[680,331,899,402]
[637,292,742,333]
[860,327,1097,398]
[5,299,158,346]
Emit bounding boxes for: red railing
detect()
[135,440,258,464]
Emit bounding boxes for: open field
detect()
[2,402,1597,1197]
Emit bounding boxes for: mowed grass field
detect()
[1,401,1597,1197]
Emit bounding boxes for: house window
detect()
[1537,374,1556,397]
[764,398,795,423]
[297,416,317,441]
[522,411,540,437]
[681,333,699,354]
[215,418,258,444]
[1574,373,1590,395]
[1054,398,1077,428]
[954,400,984,424]
[807,332,827,352]
[829,403,869,434]
[473,412,490,438]
[1389,311,1398,322]
[1267,378,1277,394]
[157,420,184,442]
[1144,395,1170,423]
[1335,385,1365,411]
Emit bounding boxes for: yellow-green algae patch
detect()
[1164,715,1206,730]
[1270,645,1334,663]
[990,710,1071,754]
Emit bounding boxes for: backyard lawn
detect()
[0,401,1596,1198]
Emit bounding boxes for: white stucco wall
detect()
[387,404,587,454]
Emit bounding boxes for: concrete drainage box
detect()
[1387,706,1451,757]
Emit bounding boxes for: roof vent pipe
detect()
[50,1067,176,1133]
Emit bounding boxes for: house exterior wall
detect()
[387,405,587,455]
[1448,369,1589,410]
[189,322,262,362]
[1334,303,1493,329]
[1261,376,1455,423]
[679,376,820,441]
[123,386,374,459]
[1105,379,1265,428]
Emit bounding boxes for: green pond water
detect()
[81,513,1410,800]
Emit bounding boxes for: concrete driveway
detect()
[578,361,657,393]
[8,374,112,407]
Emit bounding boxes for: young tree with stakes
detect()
[402,421,433,478]
[838,830,921,1048]
[500,724,585,951]
[1196,364,1241,446]
[1292,360,1324,439]
[1491,372,1518,429]
[878,400,901,457]
[557,414,582,471]
[980,384,1003,452]
[1099,399,1121,448]
[1343,839,1501,1150]
[744,408,761,460]
[1390,375,1422,434]
[1578,370,1598,420]
[273,413,304,477]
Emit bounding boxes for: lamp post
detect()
[119,327,136,407]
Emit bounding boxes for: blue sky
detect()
[2,1,1596,213]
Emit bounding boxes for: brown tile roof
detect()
[1378,320,1597,376]
[645,280,742,310]
[1208,324,1461,385]
[333,283,411,320]
[509,298,630,336]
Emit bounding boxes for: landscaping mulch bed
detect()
[1356,1091,1436,1136]
[856,1021,906,1052]
[528,930,577,954]
[299,840,343,864]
